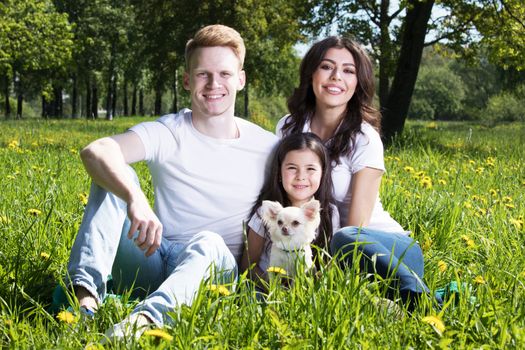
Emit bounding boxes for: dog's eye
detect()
[291,220,300,227]
[277,220,283,226]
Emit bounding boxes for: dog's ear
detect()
[261,200,283,222]
[301,199,320,221]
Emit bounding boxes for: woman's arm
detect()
[240,229,268,283]
[346,167,384,227]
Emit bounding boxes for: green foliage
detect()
[0,117,524,348]
[410,65,466,120]
[485,91,525,123]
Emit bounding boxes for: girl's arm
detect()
[346,167,383,227]
[240,228,268,283]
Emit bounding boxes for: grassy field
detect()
[0,117,524,349]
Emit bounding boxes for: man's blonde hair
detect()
[185,24,246,70]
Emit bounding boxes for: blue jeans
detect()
[66,168,237,326]
[330,226,438,307]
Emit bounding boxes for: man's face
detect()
[184,46,245,119]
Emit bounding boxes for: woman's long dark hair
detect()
[249,133,334,250]
[282,36,380,162]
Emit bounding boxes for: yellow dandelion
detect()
[474,275,486,284]
[443,170,450,176]
[79,193,88,206]
[415,171,425,178]
[70,148,78,155]
[426,122,438,129]
[475,167,484,174]
[437,260,447,273]
[463,201,473,209]
[438,179,447,185]
[267,266,287,275]
[0,215,10,224]
[485,157,495,166]
[207,284,230,296]
[477,208,487,216]
[522,180,525,186]
[85,343,104,350]
[7,175,15,180]
[420,177,433,189]
[489,189,498,196]
[403,166,415,173]
[468,160,475,165]
[502,196,513,203]
[505,203,515,209]
[27,208,42,216]
[57,310,77,324]
[40,252,50,260]
[510,218,523,230]
[461,235,476,248]
[31,141,39,147]
[394,157,401,162]
[143,329,174,341]
[465,185,472,190]
[422,315,446,335]
[8,140,19,149]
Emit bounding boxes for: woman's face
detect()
[311,47,358,114]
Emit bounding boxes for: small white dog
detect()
[261,199,321,277]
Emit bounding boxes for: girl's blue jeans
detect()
[330,226,440,307]
[66,168,237,326]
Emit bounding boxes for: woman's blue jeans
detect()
[66,168,237,326]
[330,226,439,307]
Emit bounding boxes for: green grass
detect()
[0,117,524,348]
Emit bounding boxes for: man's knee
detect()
[330,226,364,254]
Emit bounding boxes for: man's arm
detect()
[80,131,162,257]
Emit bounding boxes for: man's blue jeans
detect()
[330,226,438,307]
[66,168,237,326]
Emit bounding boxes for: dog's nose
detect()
[282,227,289,236]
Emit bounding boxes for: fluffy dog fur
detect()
[261,199,321,277]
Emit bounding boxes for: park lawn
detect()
[0,117,524,348]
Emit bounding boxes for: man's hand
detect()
[126,193,163,257]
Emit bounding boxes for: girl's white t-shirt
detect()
[276,115,406,234]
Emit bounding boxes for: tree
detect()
[0,0,72,119]
[304,0,525,141]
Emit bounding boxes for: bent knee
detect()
[330,227,367,254]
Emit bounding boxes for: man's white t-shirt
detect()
[276,115,405,234]
[130,109,278,260]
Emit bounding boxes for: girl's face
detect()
[281,148,323,207]
[311,47,358,114]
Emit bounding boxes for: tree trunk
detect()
[105,74,113,120]
[381,0,434,143]
[244,80,249,118]
[131,84,137,116]
[154,83,162,116]
[85,80,91,119]
[378,0,391,107]
[54,85,63,118]
[123,78,129,116]
[111,74,117,118]
[72,75,78,118]
[171,70,178,113]
[3,74,10,119]
[139,88,144,116]
[42,95,48,119]
[92,84,98,119]
[16,93,23,119]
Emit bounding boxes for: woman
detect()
[278,36,438,307]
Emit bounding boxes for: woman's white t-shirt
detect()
[276,115,406,234]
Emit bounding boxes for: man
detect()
[66,24,277,340]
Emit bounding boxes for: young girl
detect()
[240,133,340,283]
[278,36,439,307]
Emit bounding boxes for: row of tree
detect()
[1,0,524,139]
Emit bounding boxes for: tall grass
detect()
[0,117,523,348]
